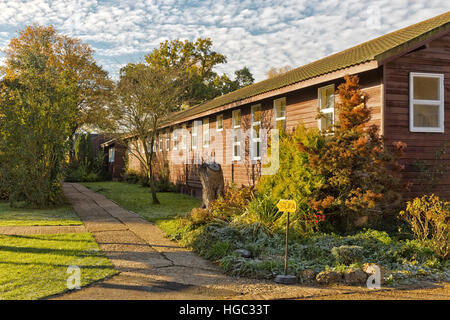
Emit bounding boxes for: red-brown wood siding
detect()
[123,69,384,194]
[384,33,450,199]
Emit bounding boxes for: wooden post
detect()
[275,199,297,284]
[284,212,289,276]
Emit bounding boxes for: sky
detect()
[0,0,448,82]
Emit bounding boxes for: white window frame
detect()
[191,121,198,150]
[108,147,115,163]
[318,84,335,131]
[409,72,445,133]
[173,127,179,151]
[181,124,187,150]
[251,104,262,160]
[216,114,224,131]
[165,129,170,151]
[158,134,163,152]
[273,97,286,129]
[203,118,210,148]
[232,109,241,161]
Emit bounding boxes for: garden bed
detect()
[159,219,450,287]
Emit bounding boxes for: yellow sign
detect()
[276,199,297,213]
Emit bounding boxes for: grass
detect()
[0,233,118,300]
[82,181,201,223]
[0,201,82,226]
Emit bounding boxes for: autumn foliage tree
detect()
[0,25,112,207]
[1,25,114,134]
[305,75,406,231]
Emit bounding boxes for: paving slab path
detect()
[51,183,450,300]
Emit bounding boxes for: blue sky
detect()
[0,0,448,81]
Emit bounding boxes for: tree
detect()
[1,25,114,135]
[0,61,78,207]
[74,133,95,168]
[145,38,254,107]
[0,24,112,207]
[112,63,182,204]
[210,67,255,96]
[267,65,292,79]
[305,75,406,231]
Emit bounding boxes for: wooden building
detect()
[111,12,450,200]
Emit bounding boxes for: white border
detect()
[409,72,445,133]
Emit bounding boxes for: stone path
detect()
[49,183,449,300]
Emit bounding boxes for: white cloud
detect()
[0,0,447,81]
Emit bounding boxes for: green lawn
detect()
[82,181,201,222]
[0,202,82,226]
[0,233,118,300]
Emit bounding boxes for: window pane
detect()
[233,111,241,127]
[253,106,261,122]
[276,119,286,130]
[203,119,209,146]
[414,77,440,101]
[413,104,440,128]
[234,144,240,158]
[253,124,260,139]
[253,141,261,158]
[320,86,334,110]
[276,105,286,118]
[274,99,286,118]
[321,112,333,131]
[217,115,223,129]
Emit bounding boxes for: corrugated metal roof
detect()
[166,11,450,124]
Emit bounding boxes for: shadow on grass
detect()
[0,245,105,258]
[4,234,93,243]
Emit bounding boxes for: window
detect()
[173,127,179,150]
[410,73,444,133]
[181,124,187,150]
[203,118,210,148]
[191,121,198,150]
[251,104,261,160]
[159,134,163,152]
[274,97,286,130]
[108,147,115,163]
[216,114,224,131]
[318,84,335,131]
[165,129,170,151]
[232,109,241,160]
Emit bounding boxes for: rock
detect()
[363,263,391,285]
[234,249,252,258]
[300,269,316,284]
[316,270,342,285]
[344,269,368,285]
